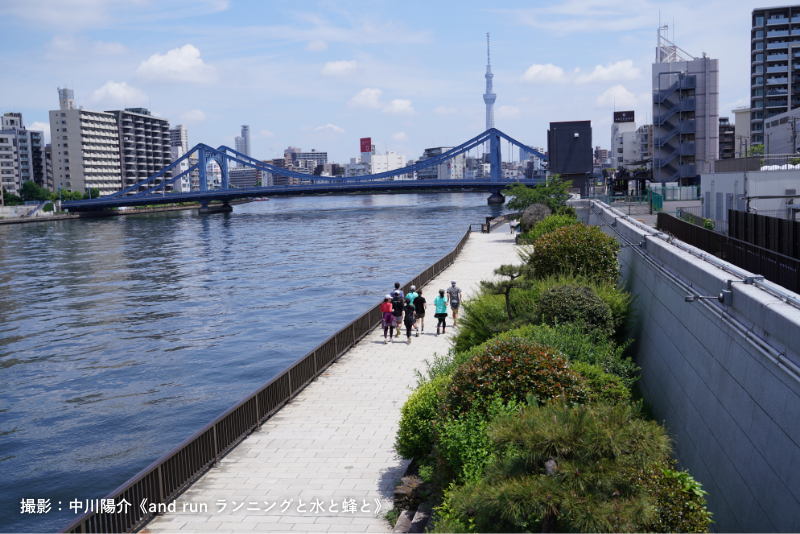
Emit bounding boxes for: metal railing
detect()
[658,213,800,292]
[729,209,800,259]
[485,212,521,233]
[61,227,475,534]
[715,154,800,173]
[676,207,728,234]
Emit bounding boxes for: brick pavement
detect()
[143,226,519,533]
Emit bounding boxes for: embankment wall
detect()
[576,200,800,532]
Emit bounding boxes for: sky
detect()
[0,0,769,163]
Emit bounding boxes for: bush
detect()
[530,224,620,285]
[442,337,587,418]
[446,401,673,533]
[453,274,634,353]
[703,218,715,231]
[42,202,54,212]
[571,361,630,404]
[521,213,580,242]
[536,284,615,337]
[556,205,577,218]
[520,203,551,232]
[395,375,450,460]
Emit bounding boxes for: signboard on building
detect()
[360,137,372,154]
[614,111,635,123]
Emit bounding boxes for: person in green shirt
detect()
[406,285,418,306]
[434,288,448,336]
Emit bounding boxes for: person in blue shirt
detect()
[406,285,418,306]
[434,288,448,335]
[392,282,404,300]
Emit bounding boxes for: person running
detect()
[392,282,404,300]
[403,297,416,344]
[434,289,448,335]
[391,290,405,342]
[447,280,463,326]
[380,294,394,344]
[406,285,418,306]
[413,288,427,335]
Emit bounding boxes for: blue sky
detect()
[0,0,767,163]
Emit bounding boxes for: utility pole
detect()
[791,117,798,153]
[1,185,4,207]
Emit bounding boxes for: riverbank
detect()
[0,199,253,225]
[141,227,518,533]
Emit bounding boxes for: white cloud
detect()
[28,121,51,144]
[433,106,458,115]
[306,39,329,51]
[383,99,414,115]
[179,109,207,123]
[497,106,521,119]
[259,129,275,138]
[315,124,345,133]
[45,35,127,59]
[596,85,639,107]
[321,60,357,77]
[347,87,383,109]
[90,80,148,108]
[519,63,566,84]
[135,44,217,84]
[391,132,408,142]
[576,60,640,84]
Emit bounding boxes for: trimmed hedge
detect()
[395,375,450,461]
[521,213,580,243]
[536,284,614,337]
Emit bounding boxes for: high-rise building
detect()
[652,26,719,183]
[234,125,251,158]
[483,33,496,131]
[0,112,46,193]
[719,117,736,160]
[170,125,188,153]
[107,108,172,195]
[634,125,654,162]
[0,130,19,195]
[44,144,54,191]
[611,113,637,167]
[49,87,122,195]
[750,6,800,146]
[288,148,328,173]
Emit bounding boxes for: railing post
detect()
[254,395,260,429]
[157,464,165,509]
[212,424,219,467]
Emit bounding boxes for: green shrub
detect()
[703,218,715,231]
[453,274,634,353]
[530,224,620,285]
[520,203,551,232]
[521,213,580,242]
[42,202,54,212]
[446,401,673,533]
[571,361,630,404]
[556,205,577,218]
[535,284,615,337]
[395,375,449,460]
[442,337,587,418]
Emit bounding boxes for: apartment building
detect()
[719,117,736,159]
[652,27,719,183]
[49,87,121,195]
[0,131,19,194]
[634,124,654,162]
[416,147,464,180]
[107,108,172,195]
[0,113,46,193]
[611,117,637,167]
[750,5,800,145]
[170,125,188,152]
[44,144,53,190]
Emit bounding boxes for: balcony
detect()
[765,99,788,108]
[769,30,790,37]
[768,41,792,49]
[767,65,789,72]
[768,17,789,25]
[768,53,789,61]
[766,77,789,84]
[767,88,788,96]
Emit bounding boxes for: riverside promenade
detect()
[143,226,519,533]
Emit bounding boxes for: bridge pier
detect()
[198,201,233,214]
[487,191,505,205]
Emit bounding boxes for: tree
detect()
[748,144,764,156]
[19,180,53,202]
[2,187,23,206]
[504,174,573,212]
[481,264,535,321]
[82,188,100,200]
[448,401,672,533]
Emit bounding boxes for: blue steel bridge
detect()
[63,128,547,211]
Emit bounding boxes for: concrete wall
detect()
[0,205,54,218]
[576,200,800,532]
[700,169,800,218]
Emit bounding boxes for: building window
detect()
[755,65,764,73]
[755,76,764,85]
[755,42,764,50]
[755,53,764,62]
[754,99,764,108]
[754,15,764,26]
[754,88,764,96]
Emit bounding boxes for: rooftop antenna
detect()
[487,32,490,66]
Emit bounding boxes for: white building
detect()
[732,107,750,157]
[344,150,408,178]
[0,113,46,194]
[416,147,464,180]
[234,125,251,158]
[344,157,371,177]
[49,87,122,196]
[108,108,172,195]
[171,146,191,192]
[611,118,637,168]
[634,125,654,163]
[170,125,188,152]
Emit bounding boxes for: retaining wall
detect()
[576,200,800,532]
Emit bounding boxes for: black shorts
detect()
[416,312,425,318]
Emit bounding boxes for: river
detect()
[0,192,504,532]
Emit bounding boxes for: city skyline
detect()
[0,0,766,163]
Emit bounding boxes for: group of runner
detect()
[379,281,462,344]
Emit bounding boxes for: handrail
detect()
[60,226,475,533]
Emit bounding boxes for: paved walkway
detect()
[144,227,519,533]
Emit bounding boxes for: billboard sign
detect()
[614,111,635,123]
[360,137,372,154]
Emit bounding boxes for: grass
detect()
[384,507,400,527]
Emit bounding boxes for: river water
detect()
[0,192,503,532]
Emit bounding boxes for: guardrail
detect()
[61,226,475,533]
[485,212,521,233]
[657,213,800,292]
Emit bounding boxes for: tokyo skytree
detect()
[483,32,496,130]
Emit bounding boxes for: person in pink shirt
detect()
[381,295,395,344]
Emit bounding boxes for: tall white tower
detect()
[483,33,496,130]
